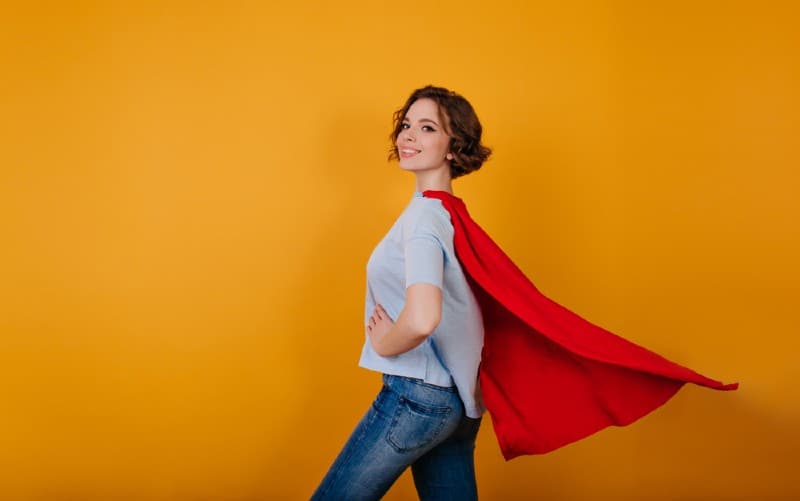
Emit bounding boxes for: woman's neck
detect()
[414,168,453,194]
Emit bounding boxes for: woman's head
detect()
[389,85,491,179]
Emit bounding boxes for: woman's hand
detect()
[367,284,441,357]
[367,304,394,353]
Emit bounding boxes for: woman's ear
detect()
[446,152,454,160]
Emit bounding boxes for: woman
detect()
[311,85,491,500]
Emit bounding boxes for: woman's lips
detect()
[399,148,420,159]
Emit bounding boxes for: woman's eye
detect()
[400,123,436,132]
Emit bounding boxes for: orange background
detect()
[1,1,797,499]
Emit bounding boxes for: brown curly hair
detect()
[388,85,491,179]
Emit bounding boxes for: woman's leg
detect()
[410,415,482,501]
[311,375,465,501]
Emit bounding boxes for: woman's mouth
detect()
[399,148,420,159]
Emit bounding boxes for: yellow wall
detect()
[2,1,797,499]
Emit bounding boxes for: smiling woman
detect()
[389,86,492,179]
[310,86,492,501]
[396,98,454,174]
[310,83,740,500]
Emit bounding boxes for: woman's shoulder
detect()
[405,195,451,223]
[402,196,453,238]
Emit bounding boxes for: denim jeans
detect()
[311,374,482,501]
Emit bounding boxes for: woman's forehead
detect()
[405,98,446,124]
[409,97,439,112]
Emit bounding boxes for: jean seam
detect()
[390,375,458,393]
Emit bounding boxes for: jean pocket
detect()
[386,396,452,453]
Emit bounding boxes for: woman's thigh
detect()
[411,415,482,501]
[311,375,464,501]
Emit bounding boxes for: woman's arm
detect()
[367,283,442,357]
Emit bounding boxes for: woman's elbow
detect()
[409,310,441,337]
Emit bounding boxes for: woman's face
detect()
[396,98,453,174]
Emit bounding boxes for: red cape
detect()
[423,190,738,460]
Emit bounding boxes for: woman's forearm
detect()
[370,308,434,357]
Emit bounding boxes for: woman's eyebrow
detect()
[405,117,440,126]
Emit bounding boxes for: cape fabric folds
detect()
[423,190,738,460]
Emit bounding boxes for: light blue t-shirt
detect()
[359,191,485,418]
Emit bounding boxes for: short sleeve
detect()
[404,234,444,289]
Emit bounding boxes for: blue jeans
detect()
[311,374,482,501]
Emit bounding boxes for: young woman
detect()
[311,85,491,500]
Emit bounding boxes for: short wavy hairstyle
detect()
[389,85,491,179]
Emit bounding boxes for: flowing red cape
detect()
[423,190,738,460]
